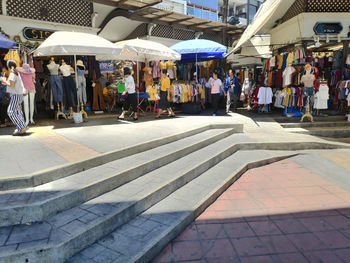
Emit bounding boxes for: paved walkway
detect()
[153,156,350,263]
[0,112,341,178]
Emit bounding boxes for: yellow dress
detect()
[146,86,159,101]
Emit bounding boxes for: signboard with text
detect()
[23,27,54,41]
[99,61,114,73]
[313,22,343,35]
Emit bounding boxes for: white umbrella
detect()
[113,38,181,62]
[33,31,122,58]
[34,31,122,115]
[112,39,181,115]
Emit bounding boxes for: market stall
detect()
[33,31,122,121]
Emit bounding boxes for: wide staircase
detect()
[0,124,347,263]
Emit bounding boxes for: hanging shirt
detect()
[18,68,36,91]
[282,66,296,87]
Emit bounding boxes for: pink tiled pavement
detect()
[152,159,350,263]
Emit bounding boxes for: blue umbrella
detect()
[0,33,16,49]
[170,39,228,63]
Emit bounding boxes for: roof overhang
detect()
[230,0,296,54]
[88,0,244,37]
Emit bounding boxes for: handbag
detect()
[240,92,245,102]
[120,93,128,103]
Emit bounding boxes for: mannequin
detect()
[47,57,66,120]
[17,64,35,125]
[143,64,153,88]
[60,59,77,117]
[76,60,88,118]
[300,64,315,122]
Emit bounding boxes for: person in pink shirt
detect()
[210,70,226,116]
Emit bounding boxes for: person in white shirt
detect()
[118,67,138,120]
[2,60,28,135]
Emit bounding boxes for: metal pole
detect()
[74,54,79,112]
[196,53,198,84]
[137,60,140,115]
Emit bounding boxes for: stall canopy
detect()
[113,38,181,62]
[229,0,296,55]
[0,33,16,49]
[33,31,122,58]
[170,39,228,63]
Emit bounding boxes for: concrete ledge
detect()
[0,124,243,191]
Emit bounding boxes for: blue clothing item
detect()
[0,83,7,104]
[225,76,240,95]
[77,68,85,77]
[282,53,289,70]
[49,75,63,103]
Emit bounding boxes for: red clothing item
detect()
[275,70,283,88]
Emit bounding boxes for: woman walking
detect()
[156,69,175,118]
[2,60,28,135]
[210,70,226,116]
[118,67,138,120]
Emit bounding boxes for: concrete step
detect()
[285,126,350,138]
[0,128,237,226]
[281,121,350,129]
[0,133,252,263]
[0,123,243,191]
[0,141,347,263]
[66,150,296,263]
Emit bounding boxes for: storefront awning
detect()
[240,35,271,58]
[230,0,296,54]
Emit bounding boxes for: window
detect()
[248,5,257,21]
[187,6,195,16]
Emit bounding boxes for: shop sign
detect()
[313,22,343,35]
[99,61,114,73]
[23,27,54,41]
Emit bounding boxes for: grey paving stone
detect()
[48,228,71,245]
[60,220,87,235]
[84,203,118,217]
[17,239,48,250]
[65,253,96,263]
[6,222,51,245]
[78,212,100,224]
[47,207,88,228]
[0,244,17,253]
[80,243,106,259]
[0,227,12,246]
[118,224,149,240]
[92,247,122,263]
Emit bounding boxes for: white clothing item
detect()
[47,62,59,75]
[168,69,175,80]
[274,90,284,109]
[314,83,329,109]
[60,64,72,77]
[7,72,26,94]
[257,87,273,105]
[125,75,136,94]
[282,66,295,87]
[23,89,36,125]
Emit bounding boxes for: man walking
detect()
[225,69,240,113]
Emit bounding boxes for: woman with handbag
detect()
[2,60,28,135]
[118,67,138,120]
[156,69,175,119]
